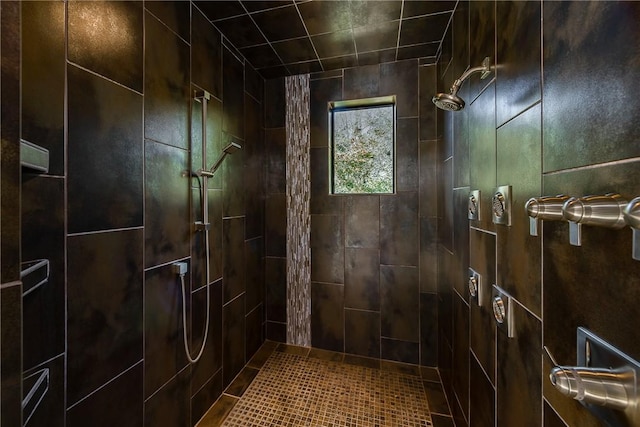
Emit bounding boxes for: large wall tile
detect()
[419,65,438,141]
[222,47,245,140]
[264,78,285,128]
[310,77,342,148]
[468,83,496,232]
[381,338,419,365]
[311,246,344,284]
[67,65,143,234]
[144,11,190,148]
[381,265,419,342]
[453,188,470,300]
[542,2,640,172]
[345,309,380,358]
[223,295,245,387]
[468,1,495,101]
[191,95,223,190]
[266,128,286,194]
[343,64,379,100]
[265,193,286,257]
[68,1,143,92]
[311,282,344,352]
[420,292,438,367]
[223,217,245,303]
[67,230,143,406]
[146,1,190,43]
[245,237,264,312]
[380,192,419,266]
[144,140,190,268]
[21,1,65,176]
[1,284,21,427]
[496,104,541,316]
[380,60,419,118]
[344,248,379,311]
[144,367,190,427]
[344,196,379,248]
[495,1,541,126]
[23,355,64,427]
[496,301,541,427]
[469,228,496,384]
[452,293,469,421]
[310,147,344,215]
[21,176,65,370]
[396,118,419,192]
[420,217,438,293]
[144,264,188,399]
[311,214,344,249]
[190,280,222,395]
[470,355,495,427]
[266,257,286,323]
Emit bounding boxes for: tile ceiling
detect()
[195,0,455,79]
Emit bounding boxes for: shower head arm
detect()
[196,141,243,178]
[449,56,492,95]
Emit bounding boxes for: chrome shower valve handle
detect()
[525,195,570,236]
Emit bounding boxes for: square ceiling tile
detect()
[297,0,352,35]
[399,13,451,46]
[273,37,318,63]
[312,29,355,58]
[353,20,399,53]
[213,15,267,48]
[252,5,307,41]
[350,0,402,27]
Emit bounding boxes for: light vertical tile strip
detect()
[285,74,311,347]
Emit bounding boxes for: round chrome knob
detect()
[493,296,506,323]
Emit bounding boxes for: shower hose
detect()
[178,225,211,364]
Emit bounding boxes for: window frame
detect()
[328,95,397,195]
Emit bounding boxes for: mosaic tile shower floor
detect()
[219,349,433,427]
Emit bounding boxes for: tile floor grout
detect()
[197,341,454,427]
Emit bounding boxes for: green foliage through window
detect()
[330,101,395,194]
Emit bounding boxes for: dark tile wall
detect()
[1,2,23,426]
[15,3,266,426]
[438,1,640,426]
[303,60,439,367]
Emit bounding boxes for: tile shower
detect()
[2,1,640,427]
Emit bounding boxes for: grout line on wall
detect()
[0,280,21,290]
[496,100,541,131]
[67,226,144,238]
[143,363,191,404]
[452,288,469,308]
[145,7,191,47]
[543,156,640,177]
[66,62,144,97]
[509,294,542,323]
[66,360,143,411]
[543,397,571,427]
[143,136,191,153]
[470,349,494,391]
[470,226,496,236]
[223,291,246,308]
[344,307,381,314]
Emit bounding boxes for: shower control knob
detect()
[492,296,506,324]
[468,276,478,298]
[562,193,628,246]
[468,190,481,220]
[492,185,512,226]
[623,197,640,261]
[525,195,570,236]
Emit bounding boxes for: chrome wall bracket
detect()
[468,268,482,306]
[562,193,628,246]
[525,195,570,236]
[492,285,514,338]
[545,328,640,427]
[492,185,512,226]
[468,190,481,221]
[623,197,640,261]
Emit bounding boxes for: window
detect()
[329,96,396,194]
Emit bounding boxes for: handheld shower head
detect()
[432,56,492,112]
[198,141,243,177]
[223,142,242,154]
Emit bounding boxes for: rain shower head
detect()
[432,56,492,112]
[432,92,465,112]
